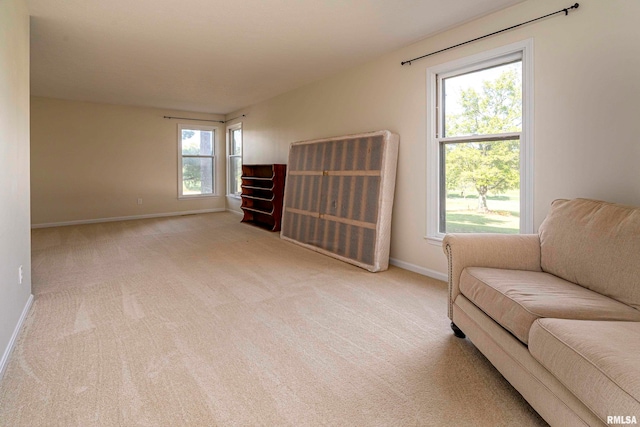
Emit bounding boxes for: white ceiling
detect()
[28,0,524,114]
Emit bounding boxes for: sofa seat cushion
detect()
[458,267,640,344]
[529,319,640,422]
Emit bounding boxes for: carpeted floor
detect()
[0,212,546,426]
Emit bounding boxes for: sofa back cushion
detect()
[539,198,640,310]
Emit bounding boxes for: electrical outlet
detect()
[137,198,143,205]
[19,265,23,285]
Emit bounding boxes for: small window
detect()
[178,124,216,198]
[227,123,242,197]
[427,40,533,241]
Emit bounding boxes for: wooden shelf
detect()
[240,164,286,231]
[241,194,274,202]
[241,184,274,190]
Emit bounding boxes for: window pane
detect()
[182,129,214,156]
[230,129,242,155]
[182,158,213,195]
[443,61,521,138]
[441,139,520,234]
[229,156,242,195]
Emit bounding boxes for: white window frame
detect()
[426,39,534,243]
[226,122,243,198]
[177,123,218,199]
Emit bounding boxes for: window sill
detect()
[178,194,219,200]
[226,194,241,200]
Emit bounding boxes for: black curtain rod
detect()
[401,3,579,66]
[163,114,246,124]
[225,114,246,123]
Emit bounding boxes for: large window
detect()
[178,124,216,198]
[227,123,242,197]
[427,40,533,242]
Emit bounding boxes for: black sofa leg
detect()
[451,322,466,339]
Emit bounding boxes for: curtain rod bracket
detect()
[564,3,579,15]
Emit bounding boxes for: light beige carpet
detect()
[0,212,546,426]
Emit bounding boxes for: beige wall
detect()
[0,0,31,374]
[227,0,640,278]
[31,98,227,225]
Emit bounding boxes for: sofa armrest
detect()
[442,233,542,320]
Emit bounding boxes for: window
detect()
[178,124,216,198]
[227,123,242,197]
[427,40,533,242]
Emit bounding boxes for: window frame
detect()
[426,39,534,243]
[226,122,243,198]
[177,123,218,199]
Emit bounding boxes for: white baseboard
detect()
[0,294,33,381]
[31,208,226,229]
[389,258,448,282]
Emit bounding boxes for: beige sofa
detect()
[443,198,640,426]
